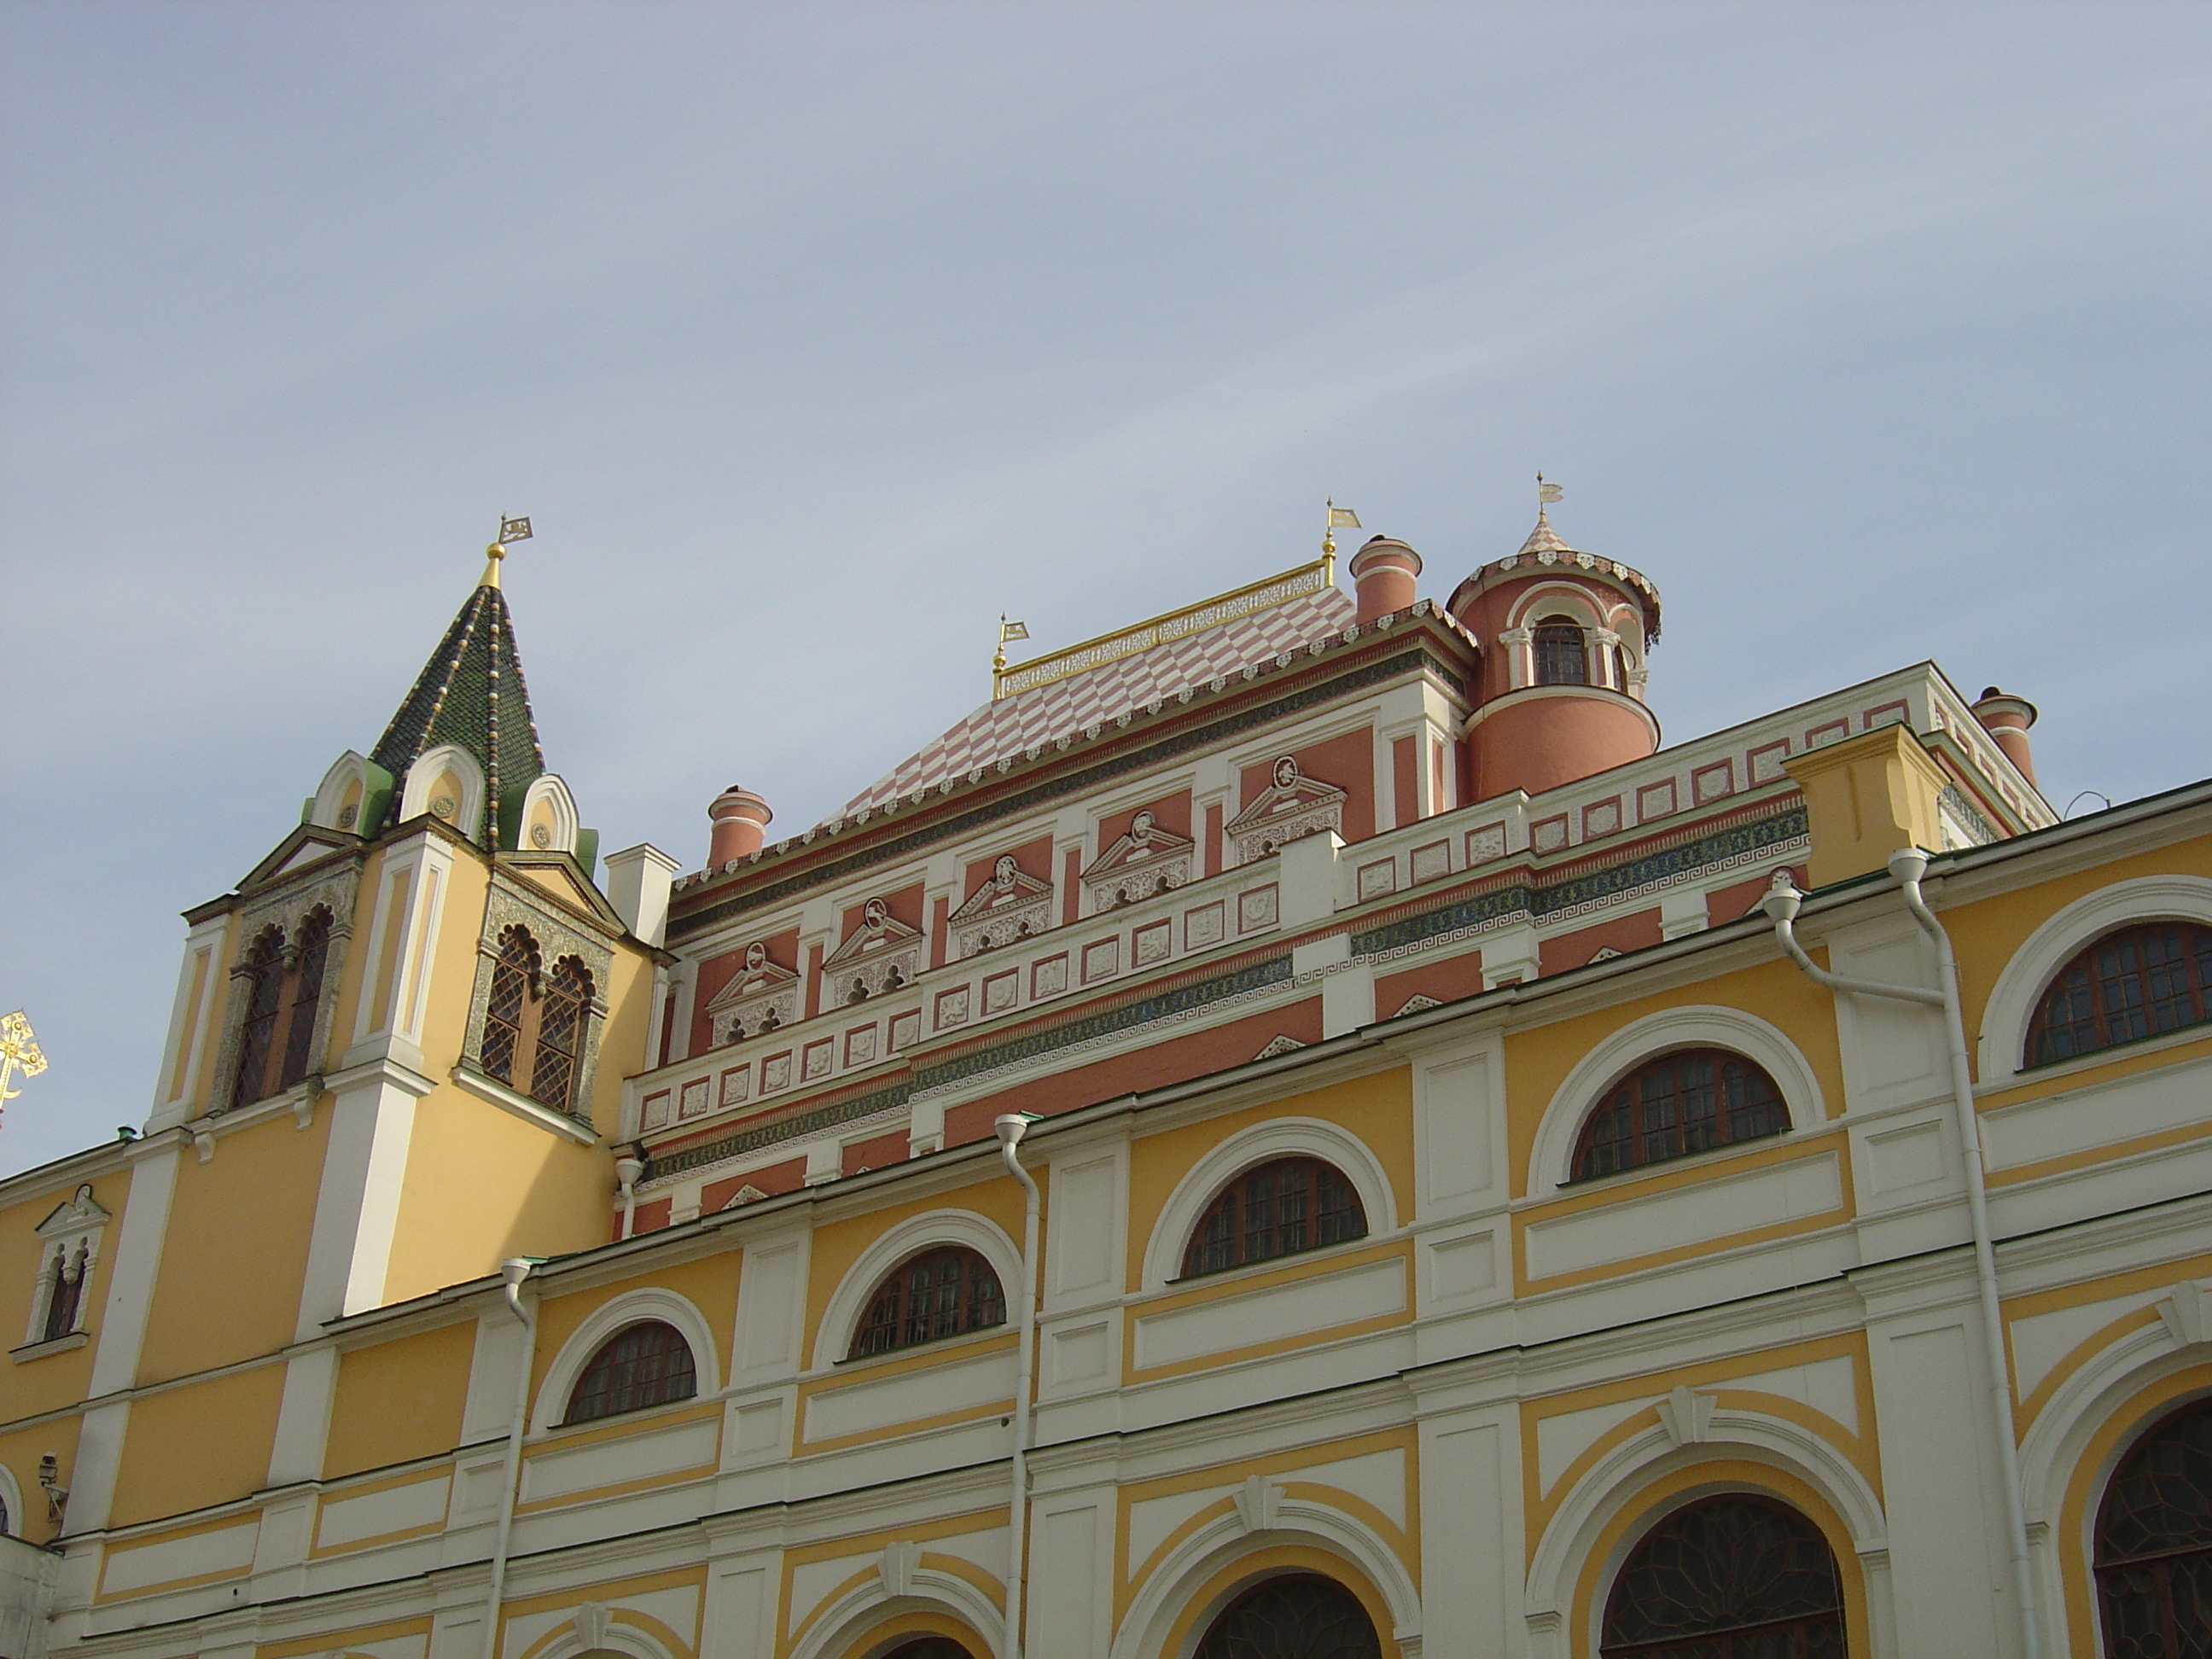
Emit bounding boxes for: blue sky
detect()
[3,2,2207,1173]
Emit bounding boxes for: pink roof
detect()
[836,585,1359,819]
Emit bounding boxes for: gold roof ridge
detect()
[992,556,1336,701]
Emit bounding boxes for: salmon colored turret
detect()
[707,783,773,865]
[1347,535,1422,623]
[1447,507,1662,801]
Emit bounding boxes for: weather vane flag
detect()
[992,614,1032,694]
[1322,499,1361,573]
[480,515,533,588]
[1538,474,1563,509]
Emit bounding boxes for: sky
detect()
[3,1,2207,1175]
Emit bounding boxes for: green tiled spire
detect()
[370,573,546,847]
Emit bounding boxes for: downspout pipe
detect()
[615,1155,644,1241]
[1762,857,2042,1659]
[994,1113,1042,1659]
[482,1257,539,1659]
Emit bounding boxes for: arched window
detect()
[1180,1156,1367,1278]
[1534,616,1588,686]
[848,1246,1005,1359]
[1572,1049,1789,1180]
[562,1320,697,1424]
[230,906,336,1110]
[1601,1495,1844,1657]
[230,926,286,1109]
[2026,922,2212,1067]
[1195,1575,1382,1659]
[881,1643,976,1659]
[277,908,332,1091]
[39,1243,86,1343]
[2095,1399,2212,1655]
[480,926,595,1115]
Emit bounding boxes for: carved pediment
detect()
[949,855,1054,958]
[1080,809,1196,910]
[1225,756,1348,862]
[704,943,800,1045]
[823,898,923,1003]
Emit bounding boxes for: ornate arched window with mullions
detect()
[1534,616,1589,685]
[1602,1494,1846,1657]
[2026,921,2212,1068]
[2094,1398,2212,1656]
[1572,1049,1790,1181]
[230,906,334,1110]
[1181,1155,1367,1278]
[480,924,595,1115]
[848,1246,1005,1359]
[562,1320,697,1425]
[1195,1575,1382,1659]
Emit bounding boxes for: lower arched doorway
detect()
[2096,1397,2212,1656]
[1193,1574,1382,1659]
[1599,1493,1845,1656]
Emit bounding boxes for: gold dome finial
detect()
[480,515,532,588]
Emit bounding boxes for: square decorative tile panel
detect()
[1185,901,1225,950]
[1411,841,1452,884]
[1466,824,1506,864]
[984,970,1019,1014]
[761,1052,791,1091]
[890,1011,921,1051]
[641,1090,671,1130]
[1638,781,1677,821]
[679,1078,710,1120]
[1134,920,1172,965]
[935,987,971,1030]
[1238,885,1278,932]
[1357,859,1397,902]
[719,1067,750,1107]
[1083,938,1121,981]
[1032,954,1068,998]
[802,1040,833,1080]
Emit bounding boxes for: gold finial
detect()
[1322,499,1360,583]
[991,614,1031,698]
[0,1010,48,1135]
[480,515,533,589]
[1536,473,1563,521]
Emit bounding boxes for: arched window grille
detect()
[2026,922,2212,1067]
[1572,1049,1790,1180]
[480,926,539,1085]
[848,1246,1005,1359]
[1181,1155,1367,1278]
[479,927,594,1115]
[230,926,287,1109]
[1534,616,1588,686]
[2095,1399,2212,1655]
[1194,1575,1382,1659]
[277,908,332,1091]
[562,1320,697,1424]
[1601,1494,1845,1657]
[230,906,336,1110]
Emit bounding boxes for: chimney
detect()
[707,785,773,867]
[602,843,680,946]
[1971,688,2039,785]
[1348,537,1421,625]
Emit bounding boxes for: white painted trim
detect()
[0,1458,21,1537]
[1107,1493,1423,1659]
[310,749,376,832]
[1522,1409,1889,1659]
[810,1208,1022,1373]
[396,842,454,1046]
[508,1610,680,1659]
[533,1288,723,1434]
[786,1564,1004,1659]
[450,1065,598,1145]
[1975,874,2212,1088]
[84,1141,179,1399]
[1526,1005,1830,1200]
[517,773,580,855]
[148,912,230,1128]
[399,743,486,842]
[1139,1116,1399,1292]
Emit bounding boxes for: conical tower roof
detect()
[1516,509,1575,558]
[370,569,546,847]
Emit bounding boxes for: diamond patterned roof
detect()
[835,585,1358,819]
[370,579,546,847]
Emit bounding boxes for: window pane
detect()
[1601,1495,1843,1656]
[1180,1158,1368,1277]
[2028,923,2212,1068]
[1573,1051,1790,1181]
[563,1321,697,1423]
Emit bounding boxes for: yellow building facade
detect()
[4,514,2209,1659]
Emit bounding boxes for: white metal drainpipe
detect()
[1763,853,2042,1659]
[615,1155,644,1241]
[994,1113,1042,1659]
[482,1257,539,1659]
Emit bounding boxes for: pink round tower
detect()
[1447,509,1662,801]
